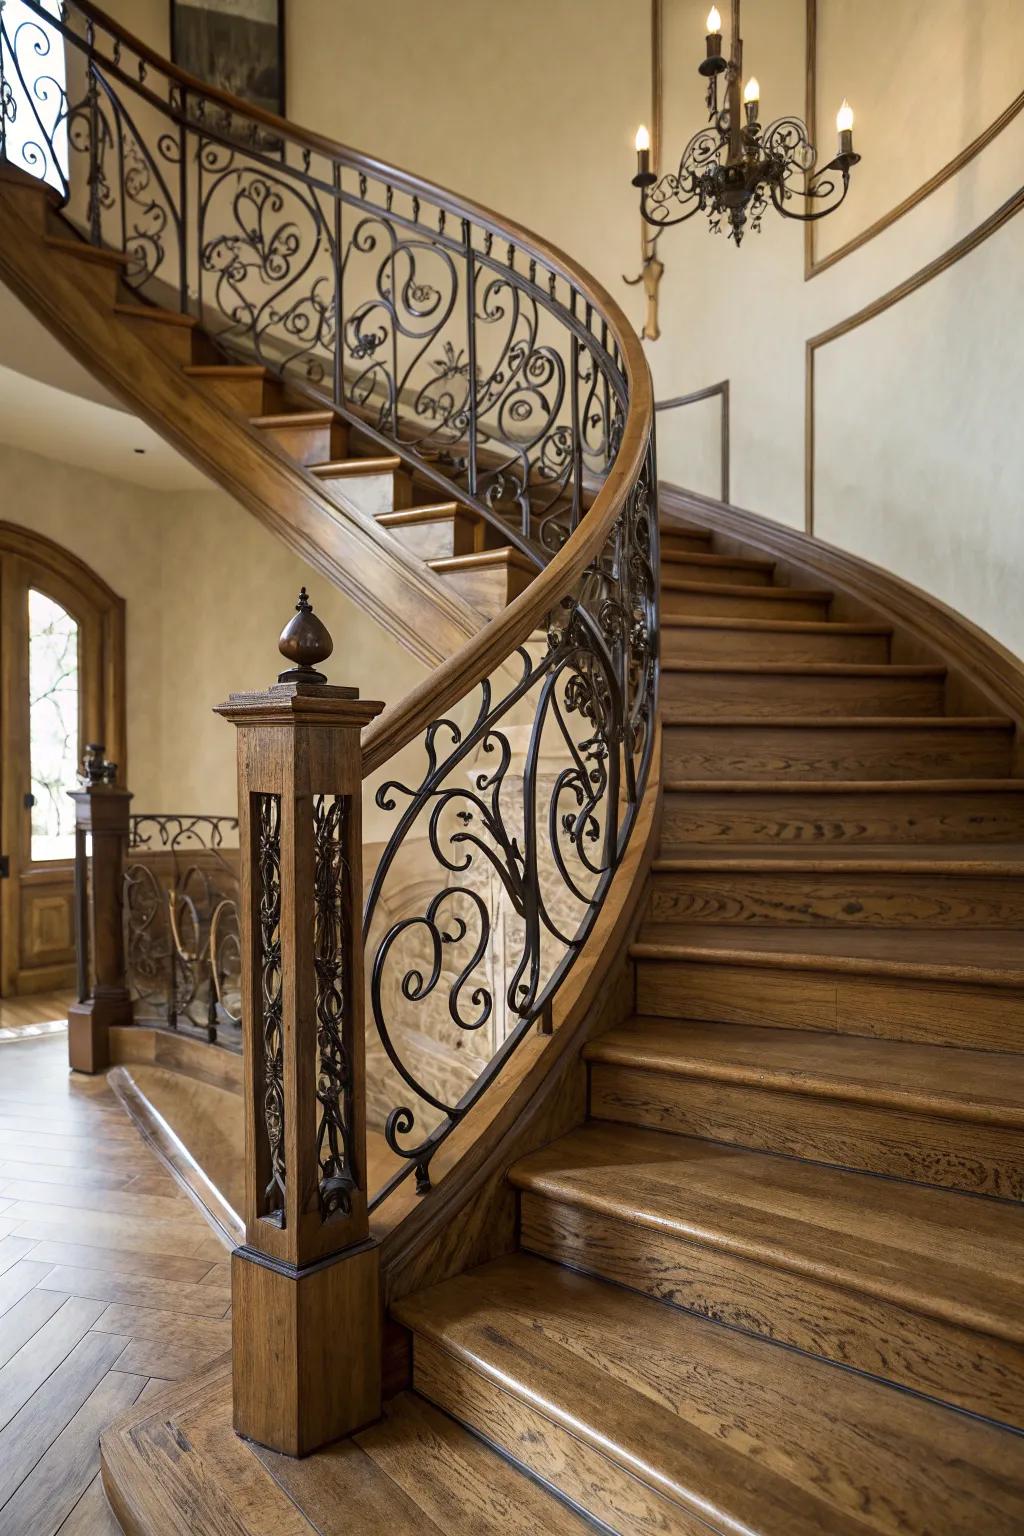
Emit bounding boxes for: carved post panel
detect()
[67,745,133,1074]
[216,590,384,1457]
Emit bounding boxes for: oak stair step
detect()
[660,550,775,586]
[428,546,536,619]
[661,660,947,716]
[376,502,480,561]
[661,579,833,621]
[184,362,277,415]
[252,409,339,466]
[662,778,1024,845]
[659,519,714,554]
[630,923,1024,1049]
[42,234,131,268]
[662,714,1016,780]
[112,300,216,366]
[648,843,1024,928]
[586,1018,1024,1198]
[394,1253,1024,1536]
[662,613,892,663]
[510,1122,1024,1425]
[101,1360,593,1536]
[310,455,410,515]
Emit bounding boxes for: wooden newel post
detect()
[67,745,133,1074]
[215,588,384,1457]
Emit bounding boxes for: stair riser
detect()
[116,317,213,368]
[662,560,773,587]
[663,626,890,664]
[649,868,1024,928]
[660,673,945,716]
[412,1337,691,1535]
[660,531,714,556]
[662,589,831,620]
[440,563,533,619]
[320,472,404,517]
[663,724,1014,781]
[589,1065,1024,1199]
[633,958,1024,1051]
[379,515,476,562]
[520,1195,1024,1428]
[662,788,1024,844]
[0,178,49,234]
[192,376,282,416]
[257,424,333,468]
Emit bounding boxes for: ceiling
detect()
[0,284,210,493]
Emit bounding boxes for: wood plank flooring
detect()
[0,992,73,1042]
[0,1025,231,1535]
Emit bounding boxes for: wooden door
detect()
[0,526,125,996]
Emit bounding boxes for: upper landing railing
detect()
[7,3,657,1440]
[0,0,636,563]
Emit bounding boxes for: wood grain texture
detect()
[660,662,945,716]
[397,1254,1024,1535]
[512,1123,1024,1423]
[661,614,892,663]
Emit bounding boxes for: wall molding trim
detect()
[803,0,1024,281]
[804,182,1024,534]
[655,380,730,503]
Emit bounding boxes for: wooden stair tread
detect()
[661,550,774,572]
[395,1254,1024,1536]
[313,456,401,476]
[662,661,945,677]
[429,547,536,574]
[662,615,891,634]
[660,578,832,599]
[659,519,712,540]
[183,363,266,378]
[42,234,130,267]
[653,843,1024,871]
[585,1019,1024,1127]
[509,1123,1024,1342]
[253,410,336,428]
[663,777,1024,793]
[662,711,1013,729]
[377,502,463,525]
[113,303,199,329]
[630,922,1024,983]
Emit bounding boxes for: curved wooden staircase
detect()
[101,500,1024,1534]
[1,6,1023,1532]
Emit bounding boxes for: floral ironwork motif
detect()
[123,813,240,1044]
[255,793,286,1222]
[313,793,358,1222]
[363,435,658,1205]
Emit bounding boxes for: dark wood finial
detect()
[278,587,334,685]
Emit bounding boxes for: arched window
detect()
[0,525,125,995]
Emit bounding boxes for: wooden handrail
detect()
[54,0,654,773]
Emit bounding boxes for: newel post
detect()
[215,589,384,1457]
[67,745,133,1074]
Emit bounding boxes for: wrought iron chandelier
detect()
[631,0,860,245]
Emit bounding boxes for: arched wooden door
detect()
[0,525,125,996]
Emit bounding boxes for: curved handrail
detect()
[0,0,658,1210]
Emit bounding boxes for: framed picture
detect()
[170,0,285,119]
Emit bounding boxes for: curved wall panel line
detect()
[805,181,1024,533]
[803,0,1024,281]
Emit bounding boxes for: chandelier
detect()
[631,0,860,245]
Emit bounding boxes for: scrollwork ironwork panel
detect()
[363,434,658,1206]
[255,792,286,1223]
[313,793,358,1223]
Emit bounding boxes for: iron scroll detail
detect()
[313,792,358,1222]
[255,793,286,1223]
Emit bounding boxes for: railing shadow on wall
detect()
[4,0,657,1454]
[656,381,730,504]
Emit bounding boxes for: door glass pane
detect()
[29,588,79,862]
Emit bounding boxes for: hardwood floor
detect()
[0,1032,230,1535]
[0,991,73,1041]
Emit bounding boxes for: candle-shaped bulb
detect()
[743,76,760,105]
[635,124,651,152]
[706,5,722,31]
[836,98,854,133]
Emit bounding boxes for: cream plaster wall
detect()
[96,0,1024,655]
[9,440,426,833]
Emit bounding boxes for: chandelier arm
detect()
[767,162,853,224]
